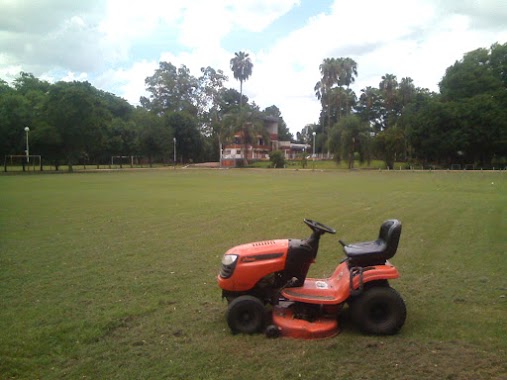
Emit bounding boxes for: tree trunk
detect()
[348,137,355,169]
[242,144,249,166]
[239,80,243,108]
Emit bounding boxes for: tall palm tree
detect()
[316,58,339,129]
[316,57,358,129]
[397,77,415,161]
[379,73,398,112]
[399,77,415,107]
[337,57,358,88]
[329,87,356,123]
[358,86,382,132]
[319,58,339,89]
[230,51,253,108]
[379,74,399,129]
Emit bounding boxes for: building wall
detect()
[222,118,309,162]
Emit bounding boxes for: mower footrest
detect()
[283,289,335,302]
[281,276,349,304]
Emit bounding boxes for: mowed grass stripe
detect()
[0,169,506,379]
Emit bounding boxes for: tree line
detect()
[0,52,291,170]
[1,43,506,170]
[308,42,507,168]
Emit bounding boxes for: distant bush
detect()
[269,150,285,168]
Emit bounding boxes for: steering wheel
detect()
[304,219,336,235]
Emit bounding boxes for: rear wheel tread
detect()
[350,286,406,335]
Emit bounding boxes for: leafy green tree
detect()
[404,96,462,165]
[218,88,248,114]
[167,111,203,163]
[440,48,501,100]
[374,127,405,169]
[0,79,11,95]
[100,91,134,120]
[0,92,32,158]
[44,81,109,171]
[490,42,507,87]
[438,43,507,165]
[357,86,383,132]
[230,51,253,108]
[142,62,199,115]
[31,122,63,169]
[135,108,171,167]
[196,66,228,161]
[0,73,52,161]
[457,95,506,165]
[328,115,371,169]
[196,66,228,126]
[13,72,51,95]
[104,118,139,163]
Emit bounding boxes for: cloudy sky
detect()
[1,0,506,134]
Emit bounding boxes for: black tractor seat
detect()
[343,219,402,267]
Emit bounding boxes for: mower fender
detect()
[350,262,400,293]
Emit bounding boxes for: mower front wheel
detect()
[226,295,266,334]
[350,286,406,335]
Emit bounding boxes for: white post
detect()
[219,142,223,167]
[24,127,30,163]
[312,131,316,171]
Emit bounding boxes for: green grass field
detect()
[1,169,506,379]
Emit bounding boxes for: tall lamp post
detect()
[24,126,30,163]
[173,137,177,169]
[312,131,316,171]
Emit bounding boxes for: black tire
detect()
[350,286,406,335]
[226,295,266,334]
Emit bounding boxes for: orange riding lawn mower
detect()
[217,219,406,339]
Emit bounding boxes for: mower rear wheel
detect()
[226,295,266,334]
[350,286,406,335]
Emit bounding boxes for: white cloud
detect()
[1,0,506,135]
[238,0,507,133]
[96,60,159,104]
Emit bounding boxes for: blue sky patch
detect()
[222,0,333,53]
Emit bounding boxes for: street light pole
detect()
[24,126,30,163]
[312,131,316,171]
[173,137,176,169]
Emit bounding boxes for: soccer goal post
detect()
[111,155,136,168]
[3,155,42,172]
